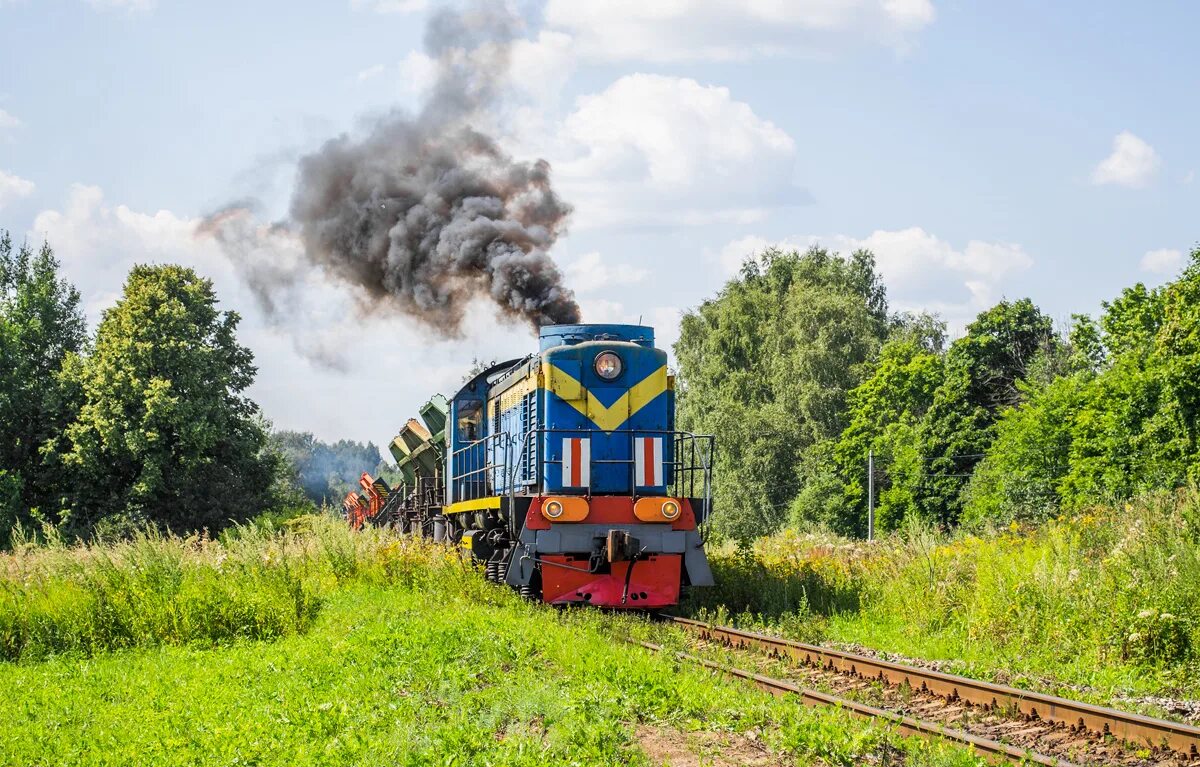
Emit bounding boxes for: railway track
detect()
[636,639,1071,765]
[658,616,1200,767]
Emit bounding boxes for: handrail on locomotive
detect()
[450,427,715,528]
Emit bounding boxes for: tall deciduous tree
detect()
[58,265,280,536]
[914,298,1056,526]
[0,233,87,543]
[675,246,889,541]
[827,315,947,534]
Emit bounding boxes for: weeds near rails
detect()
[0,515,457,661]
[684,488,1200,696]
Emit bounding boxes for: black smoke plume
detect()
[199,3,579,337]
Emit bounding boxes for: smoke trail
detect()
[200,2,579,338]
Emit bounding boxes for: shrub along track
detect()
[660,616,1200,767]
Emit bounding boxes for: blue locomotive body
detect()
[447,324,675,498]
[414,323,713,608]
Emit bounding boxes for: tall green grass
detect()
[686,488,1200,697]
[0,568,985,766]
[0,515,456,661]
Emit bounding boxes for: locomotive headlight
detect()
[661,500,680,520]
[545,500,565,518]
[594,351,623,380]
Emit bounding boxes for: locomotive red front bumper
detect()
[540,554,681,608]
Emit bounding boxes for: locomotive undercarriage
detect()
[367,491,711,606]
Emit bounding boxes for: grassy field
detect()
[0,518,988,766]
[0,516,445,661]
[684,489,1200,712]
[5,494,1197,764]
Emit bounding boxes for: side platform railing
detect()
[449,429,715,531]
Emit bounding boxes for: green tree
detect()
[0,233,87,543]
[1155,251,1200,462]
[962,372,1089,525]
[675,246,889,540]
[965,247,1200,522]
[58,264,280,536]
[828,316,947,534]
[1067,313,1105,373]
[914,299,1055,527]
[948,298,1055,411]
[1101,282,1164,359]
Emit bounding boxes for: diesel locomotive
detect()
[344,323,715,608]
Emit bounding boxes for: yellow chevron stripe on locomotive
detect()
[489,361,672,433]
[546,363,670,433]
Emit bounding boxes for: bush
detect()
[685,529,865,639]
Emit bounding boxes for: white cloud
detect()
[1091,131,1161,188]
[356,64,385,82]
[26,185,541,446]
[0,109,20,131]
[646,305,685,360]
[717,227,1034,331]
[564,252,648,294]
[718,234,775,275]
[1140,248,1183,275]
[569,297,685,363]
[552,74,800,227]
[510,31,577,101]
[543,0,935,61]
[84,0,155,10]
[0,169,35,208]
[576,297,628,323]
[349,33,800,231]
[349,0,425,13]
[31,185,229,319]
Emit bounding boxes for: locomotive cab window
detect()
[457,401,483,442]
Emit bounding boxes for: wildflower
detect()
[1137,609,1155,619]
[1128,632,1142,643]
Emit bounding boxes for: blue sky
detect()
[1,0,1197,447]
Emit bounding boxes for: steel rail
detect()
[668,616,1200,759]
[634,640,1071,766]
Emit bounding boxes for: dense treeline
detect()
[0,231,292,545]
[9,226,1198,547]
[677,244,1200,540]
